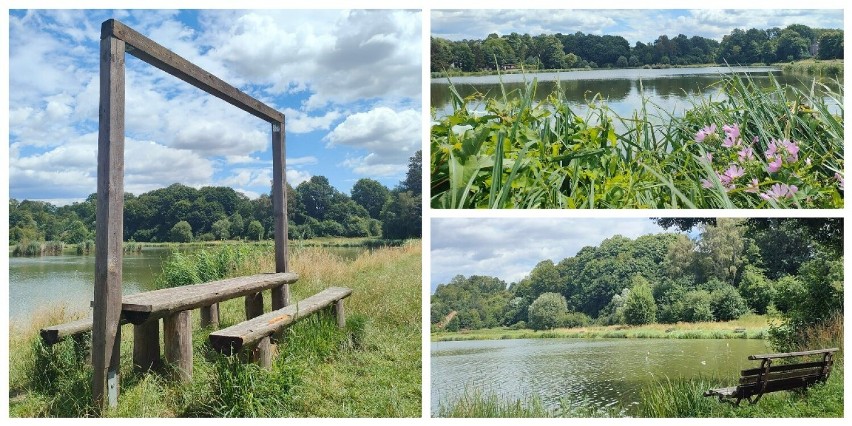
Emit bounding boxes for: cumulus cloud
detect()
[325,107,420,176]
[430,218,671,291]
[9,10,420,204]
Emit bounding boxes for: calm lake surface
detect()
[431,337,770,416]
[8,246,365,323]
[431,66,841,119]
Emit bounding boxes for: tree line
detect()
[431,24,843,72]
[431,219,842,345]
[9,151,422,246]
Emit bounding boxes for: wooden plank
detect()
[41,318,94,345]
[271,120,289,309]
[740,368,825,385]
[245,292,264,319]
[93,33,126,410]
[200,303,219,329]
[163,310,192,382]
[741,361,829,377]
[101,19,284,124]
[133,320,160,372]
[120,272,298,324]
[749,348,839,360]
[210,287,352,354]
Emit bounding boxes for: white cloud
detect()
[283,108,343,134]
[430,218,670,290]
[325,107,420,176]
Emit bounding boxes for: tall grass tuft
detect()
[437,388,551,417]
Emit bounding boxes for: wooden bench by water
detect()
[704,348,838,406]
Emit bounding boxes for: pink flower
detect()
[760,183,798,201]
[836,172,844,191]
[723,124,740,141]
[695,124,716,143]
[722,136,741,148]
[766,140,778,158]
[723,164,745,180]
[745,178,760,193]
[766,156,783,173]
[704,152,713,163]
[701,178,714,189]
[738,146,754,162]
[781,139,799,162]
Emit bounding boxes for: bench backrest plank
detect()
[209,286,352,354]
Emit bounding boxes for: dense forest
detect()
[9,151,422,247]
[431,219,842,348]
[431,24,843,72]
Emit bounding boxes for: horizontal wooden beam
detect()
[748,348,839,360]
[120,272,299,324]
[101,19,284,124]
[41,317,128,345]
[209,287,352,354]
[121,272,299,324]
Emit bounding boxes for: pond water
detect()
[8,245,366,323]
[431,337,770,416]
[431,66,841,119]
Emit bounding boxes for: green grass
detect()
[433,315,770,342]
[430,71,843,209]
[9,242,422,417]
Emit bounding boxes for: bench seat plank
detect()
[122,272,299,324]
[40,317,128,345]
[748,348,839,360]
[209,286,352,354]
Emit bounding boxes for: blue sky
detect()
[8,9,421,205]
[432,9,843,44]
[430,218,689,292]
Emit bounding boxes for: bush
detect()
[710,285,748,321]
[528,292,567,331]
[738,265,774,314]
[682,290,714,322]
[247,220,264,241]
[561,311,591,328]
[622,278,657,325]
[773,275,805,313]
[169,221,192,243]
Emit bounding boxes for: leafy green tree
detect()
[401,150,422,194]
[710,285,748,321]
[528,292,568,331]
[247,220,264,241]
[229,213,244,239]
[682,290,714,322]
[773,275,805,313]
[697,218,745,283]
[211,219,231,240]
[817,31,843,59]
[738,265,774,314]
[621,277,657,325]
[169,221,193,243]
[351,178,391,219]
[380,191,421,239]
[296,176,339,221]
[775,29,809,61]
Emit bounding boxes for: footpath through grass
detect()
[9,242,422,417]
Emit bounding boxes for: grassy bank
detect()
[432,314,770,342]
[778,59,843,76]
[430,63,775,79]
[9,241,422,417]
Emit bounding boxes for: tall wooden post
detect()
[271,120,289,309]
[93,25,125,410]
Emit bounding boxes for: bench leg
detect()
[245,292,264,319]
[253,336,275,369]
[272,284,290,310]
[133,320,161,372]
[334,299,346,328]
[164,310,192,382]
[200,303,219,329]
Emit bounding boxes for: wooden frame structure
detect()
[94,19,289,409]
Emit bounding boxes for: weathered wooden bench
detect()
[704,348,839,406]
[40,272,298,380]
[209,286,352,368]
